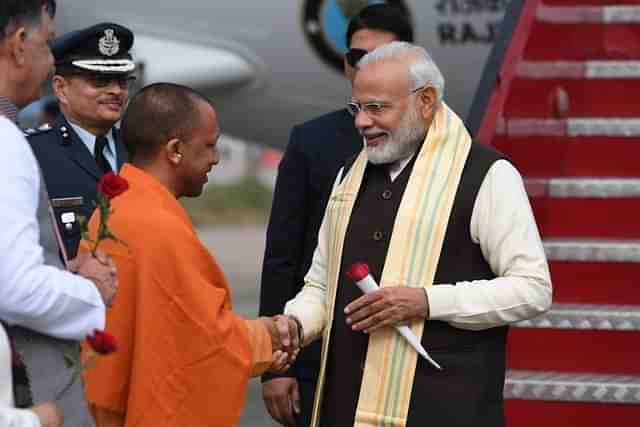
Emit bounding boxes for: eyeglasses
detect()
[85,75,136,89]
[345,48,368,68]
[346,85,428,117]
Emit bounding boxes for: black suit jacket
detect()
[259,109,362,380]
[28,114,129,259]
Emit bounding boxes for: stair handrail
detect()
[467,0,542,145]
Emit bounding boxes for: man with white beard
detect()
[283,42,552,427]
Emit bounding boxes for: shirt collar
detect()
[387,136,426,182]
[68,121,116,155]
[0,96,19,124]
[388,153,415,181]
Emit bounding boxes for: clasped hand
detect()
[68,249,118,307]
[262,315,301,373]
[344,286,428,333]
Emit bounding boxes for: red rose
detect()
[86,329,118,355]
[98,172,129,199]
[346,262,370,282]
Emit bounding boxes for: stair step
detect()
[550,261,640,305]
[532,198,640,239]
[544,239,640,262]
[524,180,640,239]
[516,60,640,79]
[508,329,640,375]
[537,4,640,25]
[494,136,640,177]
[498,118,640,137]
[526,178,640,198]
[506,400,640,427]
[514,304,640,331]
[505,370,640,404]
[524,22,640,60]
[505,78,640,118]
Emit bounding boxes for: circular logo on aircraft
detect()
[302,0,411,73]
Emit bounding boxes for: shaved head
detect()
[121,83,212,164]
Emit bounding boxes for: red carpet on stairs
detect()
[471,0,640,425]
[506,79,640,118]
[494,136,640,177]
[508,329,640,375]
[531,198,640,238]
[550,261,640,305]
[525,23,640,60]
[506,400,639,427]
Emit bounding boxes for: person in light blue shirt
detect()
[28,22,136,259]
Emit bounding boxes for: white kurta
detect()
[0,116,105,340]
[286,158,552,344]
[0,323,41,427]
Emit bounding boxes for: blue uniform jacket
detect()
[28,114,128,259]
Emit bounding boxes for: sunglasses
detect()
[64,73,136,89]
[345,48,368,68]
[87,75,136,89]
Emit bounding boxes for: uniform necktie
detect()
[94,135,113,173]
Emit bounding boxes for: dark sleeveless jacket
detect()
[321,142,507,427]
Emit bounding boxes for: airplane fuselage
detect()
[58,0,508,148]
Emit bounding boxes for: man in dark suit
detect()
[259,5,414,426]
[29,23,135,260]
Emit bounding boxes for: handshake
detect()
[259,315,302,373]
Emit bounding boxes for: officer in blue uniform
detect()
[28,23,136,259]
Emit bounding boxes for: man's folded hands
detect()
[260,315,301,373]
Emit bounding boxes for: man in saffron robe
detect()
[83,83,300,427]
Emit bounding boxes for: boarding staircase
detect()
[468,0,640,425]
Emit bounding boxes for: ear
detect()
[52,76,69,105]
[166,138,182,165]
[417,87,437,120]
[6,27,28,67]
[344,57,356,85]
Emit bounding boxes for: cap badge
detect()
[99,29,120,56]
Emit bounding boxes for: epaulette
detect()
[23,123,53,137]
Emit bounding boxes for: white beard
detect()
[365,106,427,165]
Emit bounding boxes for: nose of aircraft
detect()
[132,34,256,90]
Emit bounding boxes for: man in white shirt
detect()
[1,323,62,427]
[0,1,117,425]
[284,42,552,427]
